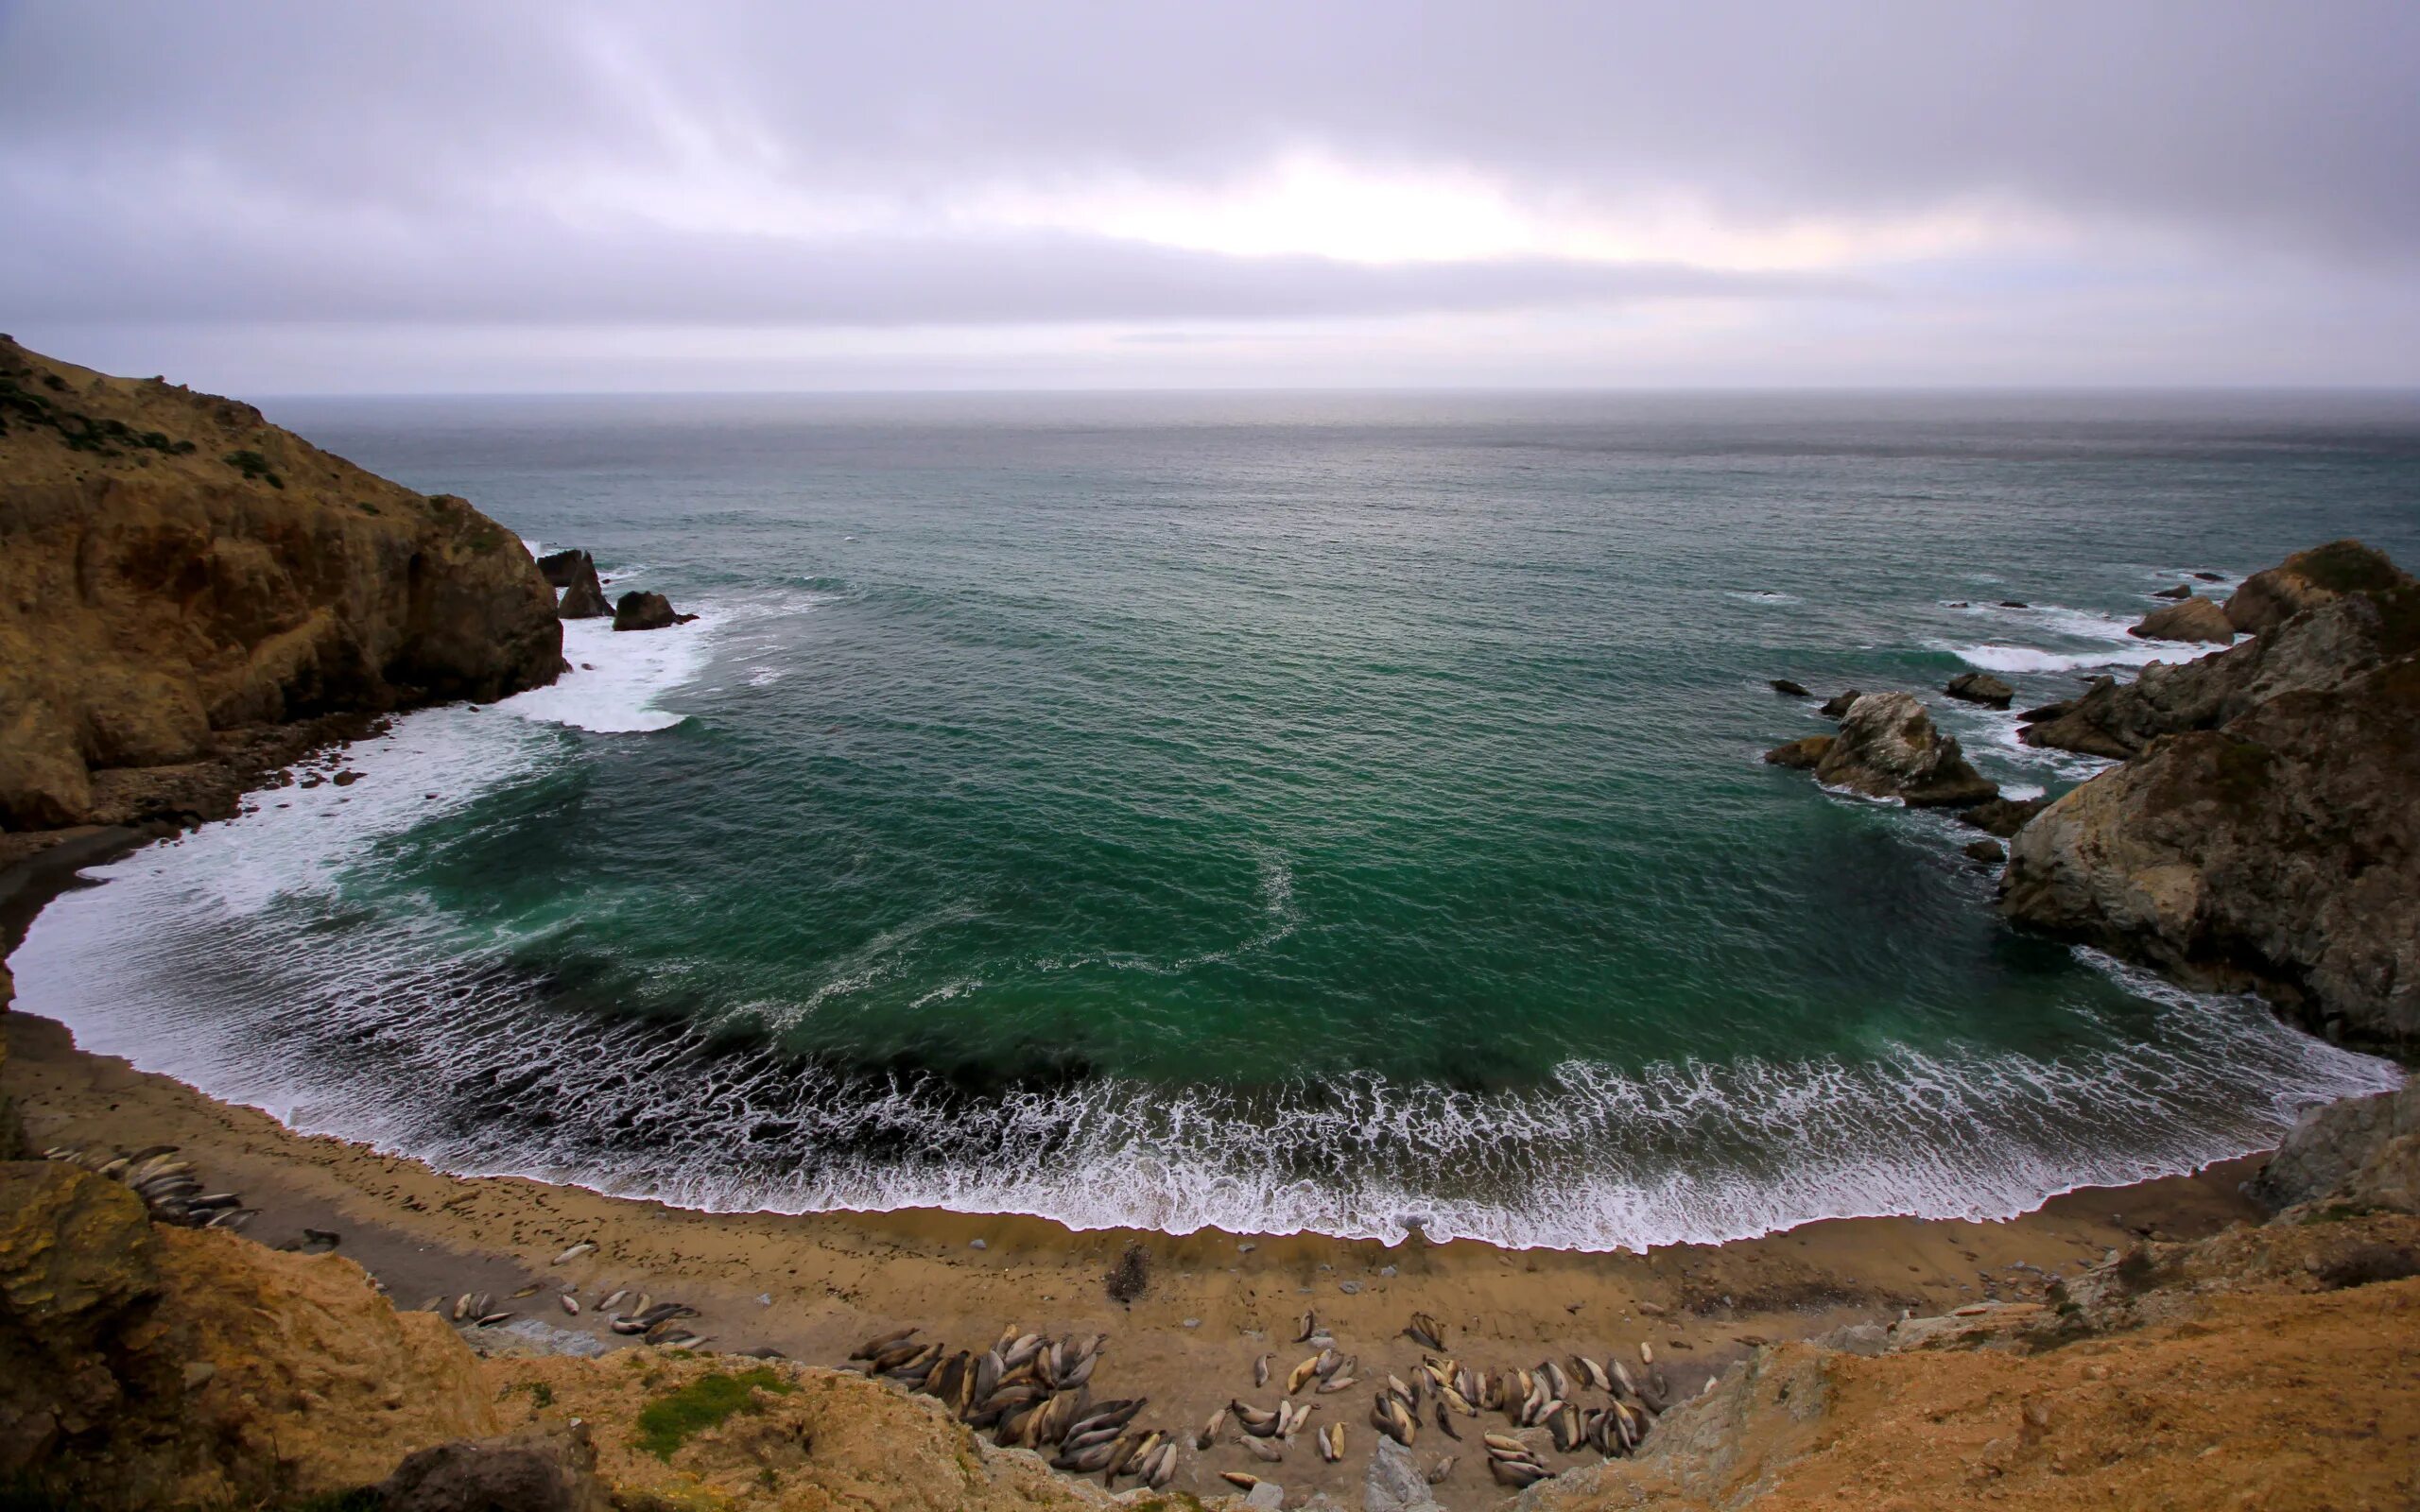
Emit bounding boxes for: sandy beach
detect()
[1,901,2273,1509]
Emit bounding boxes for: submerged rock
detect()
[1810,694,1997,808]
[2127,596,2234,644]
[2224,539,2412,636]
[1943,671,2014,709]
[1960,795,2050,838]
[610,592,697,632]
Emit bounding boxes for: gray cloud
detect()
[1,0,2414,382]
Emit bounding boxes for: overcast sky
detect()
[4,0,2416,391]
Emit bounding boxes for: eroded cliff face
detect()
[0,337,561,831]
[2003,543,2419,1051]
[0,1162,497,1508]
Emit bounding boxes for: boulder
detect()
[1770,679,1810,697]
[1943,672,2014,709]
[1818,689,1861,719]
[2153,584,2194,600]
[2243,1079,2419,1215]
[1962,838,2006,865]
[1810,694,1997,808]
[2127,596,2234,644]
[377,1425,612,1512]
[2224,540,2412,636]
[610,592,697,632]
[1365,1435,1440,1511]
[1763,735,1834,769]
[2003,653,2420,1049]
[1960,795,2049,838]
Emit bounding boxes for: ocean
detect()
[17,389,2417,1250]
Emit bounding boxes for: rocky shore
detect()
[2,346,2413,1508]
[1764,539,2417,1055]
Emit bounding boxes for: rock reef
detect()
[0,337,562,832]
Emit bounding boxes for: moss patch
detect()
[632,1368,794,1461]
[2289,540,2408,595]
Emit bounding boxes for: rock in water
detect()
[1762,735,1834,769]
[378,1426,612,1512]
[1944,672,2014,709]
[1365,1435,1442,1511]
[1769,679,1811,697]
[1819,689,1862,719]
[0,337,560,831]
[1962,838,2006,865]
[2153,583,2194,600]
[558,559,612,620]
[2128,596,2235,644]
[1810,693,1997,808]
[535,549,590,589]
[611,591,697,632]
[1960,795,2049,839]
[2224,539,2412,636]
[540,548,612,619]
[2003,652,2420,1049]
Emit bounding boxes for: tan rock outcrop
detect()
[2025,582,2413,761]
[2225,538,2414,635]
[0,337,562,831]
[2126,594,2233,644]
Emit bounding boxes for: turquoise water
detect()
[17,391,2415,1247]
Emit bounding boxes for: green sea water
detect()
[17,390,2414,1248]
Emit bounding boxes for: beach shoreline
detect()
[1,827,2280,1508]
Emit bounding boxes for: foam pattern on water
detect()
[15,753,2394,1252]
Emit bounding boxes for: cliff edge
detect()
[0,337,561,833]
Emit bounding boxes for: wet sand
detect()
[1,997,2268,1509]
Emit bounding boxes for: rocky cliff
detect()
[0,337,561,832]
[2004,542,2418,1051]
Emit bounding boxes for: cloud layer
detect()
[3,0,2415,388]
